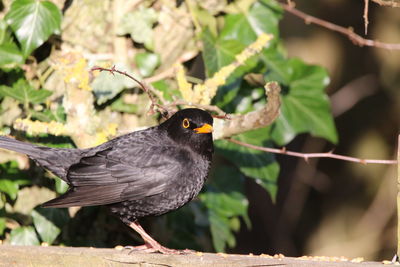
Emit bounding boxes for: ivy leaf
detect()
[5,0,62,57]
[110,96,138,114]
[215,128,280,200]
[31,105,66,123]
[117,6,157,50]
[91,64,137,105]
[31,208,69,244]
[0,217,5,235]
[10,226,40,245]
[0,161,31,200]
[202,27,246,77]
[0,179,19,200]
[202,168,249,220]
[0,20,24,69]
[0,79,52,105]
[208,210,234,252]
[0,19,13,44]
[0,43,24,69]
[263,55,338,145]
[135,52,160,77]
[200,166,249,252]
[220,0,283,44]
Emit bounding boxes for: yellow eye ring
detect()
[182,118,190,128]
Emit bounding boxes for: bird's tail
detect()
[0,136,76,182]
[0,136,43,157]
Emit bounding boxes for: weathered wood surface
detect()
[0,245,389,267]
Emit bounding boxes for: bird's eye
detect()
[182,118,190,128]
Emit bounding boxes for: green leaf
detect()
[0,161,31,200]
[202,27,246,77]
[0,179,19,200]
[91,64,137,105]
[135,52,160,77]
[31,106,66,123]
[5,0,62,57]
[0,42,24,69]
[0,20,24,68]
[117,6,157,50]
[0,217,5,235]
[208,210,234,252]
[54,177,69,194]
[200,166,250,252]
[220,0,282,44]
[32,208,69,244]
[192,5,218,36]
[264,57,338,145]
[10,226,40,245]
[215,128,280,200]
[211,78,242,111]
[0,79,52,105]
[152,80,181,102]
[0,20,13,44]
[0,161,31,185]
[110,96,138,114]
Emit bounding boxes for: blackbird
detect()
[0,108,213,253]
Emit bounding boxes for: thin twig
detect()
[91,66,171,117]
[281,2,400,50]
[227,138,398,165]
[363,0,369,35]
[397,134,400,258]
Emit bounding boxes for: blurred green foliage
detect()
[0,0,336,252]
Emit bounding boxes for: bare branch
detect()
[213,82,281,140]
[227,138,398,165]
[371,0,400,7]
[166,99,227,117]
[280,2,400,50]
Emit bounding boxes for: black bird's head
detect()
[160,108,214,158]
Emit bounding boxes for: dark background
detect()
[232,1,400,260]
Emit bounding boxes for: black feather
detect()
[0,108,214,223]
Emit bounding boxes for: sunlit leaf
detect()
[263,55,338,145]
[0,179,19,200]
[135,52,160,77]
[0,43,24,69]
[31,105,66,123]
[117,6,157,50]
[32,208,69,244]
[110,96,138,114]
[202,27,246,77]
[5,0,62,57]
[0,79,52,105]
[10,226,40,245]
[220,0,282,44]
[91,65,137,105]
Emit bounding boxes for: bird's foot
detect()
[124,243,194,254]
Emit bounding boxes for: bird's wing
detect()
[43,136,191,208]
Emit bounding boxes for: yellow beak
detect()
[194,123,213,134]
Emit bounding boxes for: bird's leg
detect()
[126,221,186,254]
